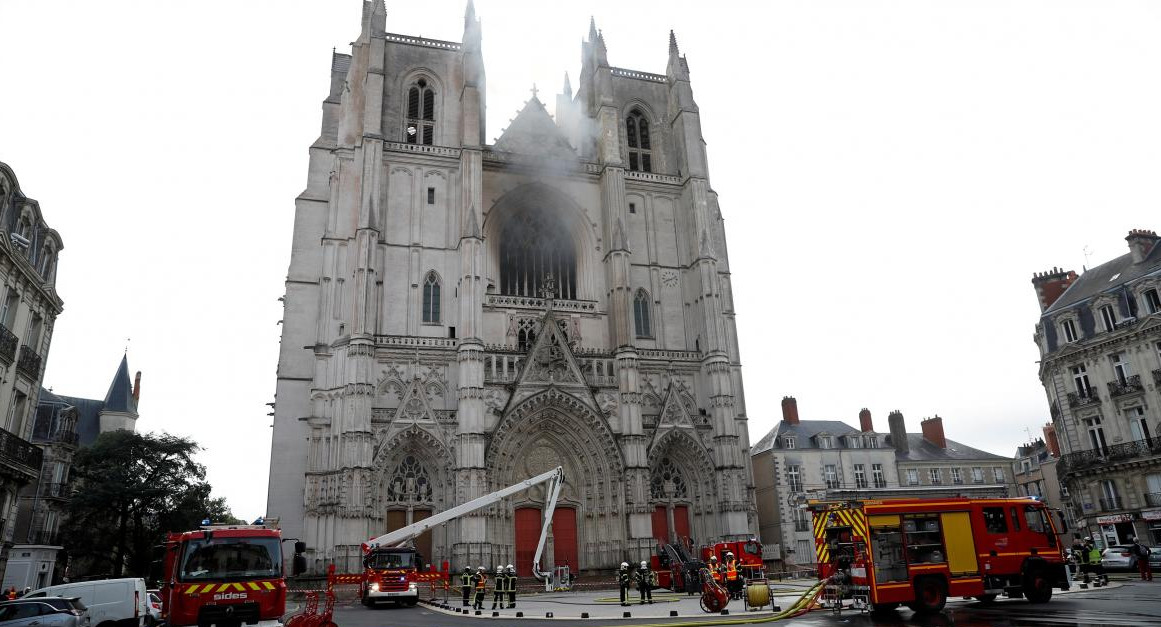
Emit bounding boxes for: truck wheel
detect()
[910,578,947,614]
[974,594,998,604]
[1023,570,1053,604]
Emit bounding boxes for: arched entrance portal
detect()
[488,389,625,571]
[373,426,453,568]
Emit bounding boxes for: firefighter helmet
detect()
[640,561,648,569]
[709,555,717,562]
[477,566,485,571]
[726,551,734,557]
[620,562,629,569]
[496,566,503,574]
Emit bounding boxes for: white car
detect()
[143,592,160,627]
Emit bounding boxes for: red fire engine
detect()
[809,497,1069,614]
[651,539,763,592]
[160,523,292,627]
[701,540,764,579]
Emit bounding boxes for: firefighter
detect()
[460,566,472,606]
[1085,538,1108,586]
[635,561,655,604]
[506,565,517,608]
[617,562,632,606]
[1070,538,1087,585]
[724,551,741,600]
[491,566,505,609]
[471,566,487,610]
[708,555,723,584]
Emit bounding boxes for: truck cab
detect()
[360,548,422,607]
[160,526,286,627]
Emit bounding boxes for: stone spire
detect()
[667,29,690,81]
[562,72,572,99]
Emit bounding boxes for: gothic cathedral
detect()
[267,1,756,574]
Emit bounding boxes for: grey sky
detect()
[2,1,1159,520]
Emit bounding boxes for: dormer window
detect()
[625,109,652,172]
[817,435,833,449]
[405,78,435,145]
[1060,318,1078,343]
[847,436,861,449]
[1099,304,1118,332]
[1144,288,1161,315]
[782,436,795,449]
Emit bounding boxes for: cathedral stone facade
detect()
[266,1,756,574]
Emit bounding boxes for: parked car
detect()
[142,592,159,627]
[1149,547,1161,570]
[0,597,89,627]
[24,579,147,627]
[1101,545,1139,571]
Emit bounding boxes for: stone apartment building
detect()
[0,162,63,582]
[1032,228,1161,547]
[267,1,756,574]
[752,399,1014,569]
[751,398,898,568]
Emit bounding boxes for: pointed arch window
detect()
[405,78,435,145]
[499,208,577,300]
[633,289,652,338]
[626,109,652,173]
[422,272,441,323]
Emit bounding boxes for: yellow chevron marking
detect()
[217,584,231,593]
[262,582,275,590]
[184,586,197,595]
[247,582,260,591]
[232,583,245,592]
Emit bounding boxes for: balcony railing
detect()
[0,324,16,364]
[1146,492,1161,507]
[1099,497,1123,511]
[16,345,41,379]
[0,426,42,478]
[1067,390,1100,408]
[1058,434,1161,478]
[1107,374,1143,397]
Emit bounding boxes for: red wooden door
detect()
[652,506,669,544]
[673,505,690,542]
[552,507,578,571]
[514,508,540,576]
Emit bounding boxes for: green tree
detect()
[60,430,239,578]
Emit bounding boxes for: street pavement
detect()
[324,575,1161,627]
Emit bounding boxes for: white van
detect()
[25,578,148,627]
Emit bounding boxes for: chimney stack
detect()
[132,371,142,402]
[781,396,799,425]
[1043,423,1060,458]
[1125,229,1159,264]
[921,415,947,449]
[1030,267,1078,312]
[859,408,873,432]
[887,410,908,454]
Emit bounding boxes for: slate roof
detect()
[1044,242,1161,316]
[751,420,864,455]
[893,434,1008,462]
[103,355,136,414]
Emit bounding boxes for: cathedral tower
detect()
[268,2,756,573]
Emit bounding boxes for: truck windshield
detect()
[367,551,415,569]
[180,537,281,581]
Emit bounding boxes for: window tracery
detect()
[499,208,577,300]
[633,289,652,337]
[422,272,441,323]
[650,456,687,499]
[626,109,652,173]
[385,455,433,503]
[405,78,435,145]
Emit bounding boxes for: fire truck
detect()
[160,522,294,627]
[809,497,1069,614]
[358,466,566,607]
[651,539,763,592]
[702,540,764,579]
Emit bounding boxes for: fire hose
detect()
[616,578,827,627]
